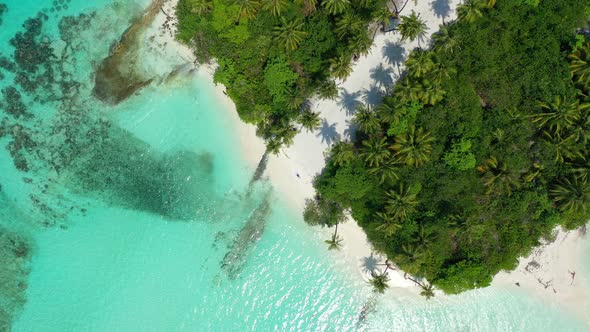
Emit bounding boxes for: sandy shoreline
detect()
[154,0,590,324]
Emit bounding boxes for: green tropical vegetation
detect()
[177,0,401,153]
[309,0,590,295]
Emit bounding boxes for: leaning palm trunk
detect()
[396,0,412,15]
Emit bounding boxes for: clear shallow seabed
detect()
[0,1,588,331]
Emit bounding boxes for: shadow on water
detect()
[356,294,379,328]
[62,125,217,222]
[92,0,165,104]
[219,190,272,280]
[248,151,269,186]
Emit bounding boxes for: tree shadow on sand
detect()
[338,88,362,116]
[361,253,380,273]
[382,41,406,67]
[370,63,395,90]
[316,119,340,145]
[344,119,358,141]
[362,84,386,107]
[431,0,451,22]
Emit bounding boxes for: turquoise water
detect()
[0,1,589,331]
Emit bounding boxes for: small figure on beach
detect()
[515,282,520,287]
[569,270,576,285]
[296,173,300,178]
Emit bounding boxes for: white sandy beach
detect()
[153,0,590,322]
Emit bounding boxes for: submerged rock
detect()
[221,192,272,279]
[92,0,164,104]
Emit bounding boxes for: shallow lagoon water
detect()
[0,1,589,331]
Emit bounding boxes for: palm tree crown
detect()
[188,0,213,15]
[532,96,588,135]
[322,0,351,15]
[398,11,428,44]
[550,176,590,214]
[262,0,288,16]
[331,141,355,166]
[390,126,434,166]
[368,270,390,293]
[476,156,521,196]
[299,109,322,132]
[353,105,381,134]
[375,211,403,237]
[234,0,260,21]
[369,157,400,184]
[273,18,308,51]
[405,50,436,78]
[569,43,590,88]
[384,184,418,221]
[457,0,484,23]
[361,137,391,167]
[329,54,353,80]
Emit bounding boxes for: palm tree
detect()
[375,101,399,124]
[372,7,392,38]
[550,176,590,214]
[369,157,400,184]
[353,105,381,134]
[295,0,318,15]
[573,159,590,182]
[234,0,260,22]
[405,50,436,78]
[542,131,584,163]
[286,88,306,111]
[349,32,373,58]
[457,0,484,23]
[399,243,422,274]
[531,97,588,135]
[322,0,350,15]
[390,126,434,167]
[419,79,445,105]
[384,184,418,220]
[375,211,403,237]
[569,43,590,88]
[368,270,390,293]
[329,54,353,80]
[325,233,344,250]
[432,24,459,54]
[262,0,288,16]
[335,13,364,39]
[523,162,544,183]
[318,79,339,100]
[398,11,428,47]
[416,226,436,246]
[419,282,435,299]
[354,0,373,9]
[361,137,391,167]
[331,141,355,166]
[325,223,344,250]
[188,0,213,15]
[298,109,321,132]
[485,0,497,8]
[395,77,423,103]
[431,64,456,84]
[273,18,308,51]
[476,156,521,196]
